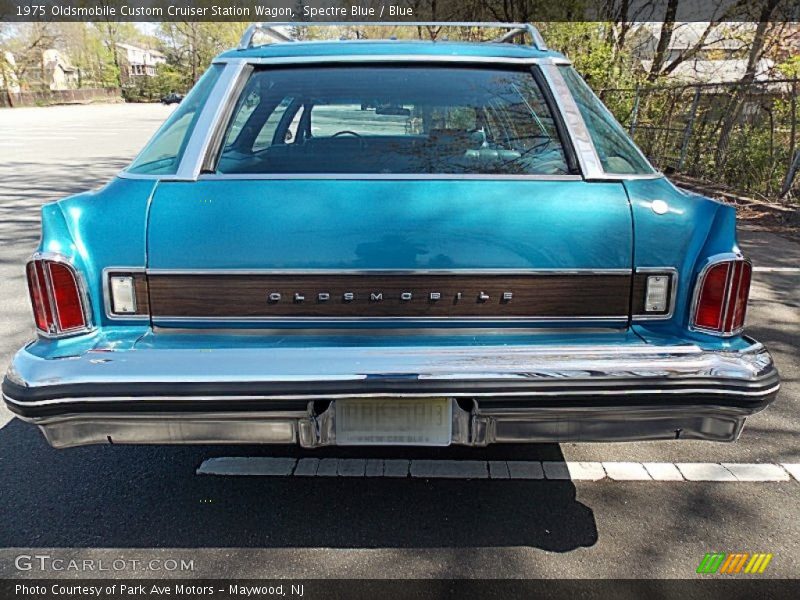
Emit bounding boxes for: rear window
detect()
[215,66,570,176]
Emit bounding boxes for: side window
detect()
[253,97,294,150]
[226,90,261,146]
[285,105,305,143]
[127,65,223,175]
[559,66,655,175]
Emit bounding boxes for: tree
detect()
[158,22,246,86]
[714,0,784,171]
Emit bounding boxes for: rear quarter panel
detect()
[625,177,745,348]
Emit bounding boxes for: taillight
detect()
[691,257,752,335]
[25,257,91,336]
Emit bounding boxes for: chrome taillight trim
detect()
[689,253,752,337]
[26,252,94,339]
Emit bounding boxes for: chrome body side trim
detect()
[151,316,629,323]
[150,326,627,336]
[632,267,679,321]
[145,268,632,276]
[689,253,750,337]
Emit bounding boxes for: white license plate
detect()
[336,397,452,446]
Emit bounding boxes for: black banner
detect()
[2,579,800,600]
[2,0,800,23]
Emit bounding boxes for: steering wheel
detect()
[330,130,363,139]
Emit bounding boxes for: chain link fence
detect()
[599,79,799,202]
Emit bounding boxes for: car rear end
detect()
[2,35,779,448]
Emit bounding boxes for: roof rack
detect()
[238,22,547,51]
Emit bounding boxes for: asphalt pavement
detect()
[0,104,797,580]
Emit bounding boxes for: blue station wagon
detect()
[2,23,780,448]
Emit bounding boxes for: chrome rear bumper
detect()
[2,338,780,448]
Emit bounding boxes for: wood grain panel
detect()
[148,273,632,319]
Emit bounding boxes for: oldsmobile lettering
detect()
[260,289,515,306]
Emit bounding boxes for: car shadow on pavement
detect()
[0,421,597,552]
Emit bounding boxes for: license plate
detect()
[336,397,452,446]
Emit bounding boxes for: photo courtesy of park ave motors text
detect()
[0,0,799,592]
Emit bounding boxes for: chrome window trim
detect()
[27,252,95,339]
[538,64,604,179]
[118,171,666,182]
[174,61,248,181]
[688,253,750,338]
[198,173,584,182]
[102,267,149,322]
[632,267,679,321]
[213,55,572,66]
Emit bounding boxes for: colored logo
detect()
[697,552,773,574]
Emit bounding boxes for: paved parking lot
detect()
[0,104,798,579]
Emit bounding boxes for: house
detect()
[629,22,777,85]
[2,49,78,91]
[630,22,754,65]
[639,57,775,85]
[116,43,166,79]
[41,49,79,90]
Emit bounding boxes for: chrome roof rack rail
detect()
[238,22,547,51]
[238,23,295,49]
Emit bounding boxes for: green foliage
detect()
[123,64,185,102]
[778,56,800,78]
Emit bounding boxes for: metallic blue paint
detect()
[27,173,751,349]
[624,177,741,345]
[147,179,632,269]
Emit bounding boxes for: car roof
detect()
[216,40,567,62]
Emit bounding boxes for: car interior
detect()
[214,66,572,175]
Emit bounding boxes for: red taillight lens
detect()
[692,258,751,335]
[695,263,730,331]
[26,261,52,331]
[728,261,752,331]
[48,262,86,331]
[25,258,89,335]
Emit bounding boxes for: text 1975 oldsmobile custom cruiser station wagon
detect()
[2,23,780,448]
